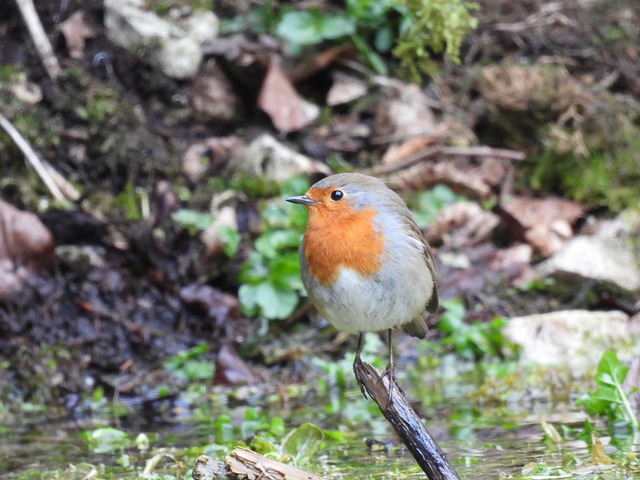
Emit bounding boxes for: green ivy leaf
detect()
[281,423,324,466]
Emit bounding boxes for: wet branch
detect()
[353,358,460,480]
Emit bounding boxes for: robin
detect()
[286,173,438,373]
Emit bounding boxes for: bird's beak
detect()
[286,195,319,206]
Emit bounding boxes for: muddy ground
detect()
[0,0,638,412]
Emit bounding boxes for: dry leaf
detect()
[327,72,367,106]
[258,58,312,133]
[501,196,586,255]
[0,200,54,272]
[60,11,97,59]
[373,81,437,141]
[214,344,263,385]
[425,201,500,247]
[0,200,54,298]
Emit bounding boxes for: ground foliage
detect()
[0,0,639,419]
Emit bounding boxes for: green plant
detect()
[438,299,518,359]
[82,427,131,454]
[576,350,639,429]
[238,177,309,321]
[408,184,466,228]
[392,0,479,80]
[205,408,324,466]
[172,209,214,235]
[164,344,215,381]
[252,422,324,466]
[224,0,478,78]
[276,9,355,53]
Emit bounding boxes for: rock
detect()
[503,310,634,373]
[232,134,331,182]
[156,36,203,80]
[534,235,640,292]
[104,0,218,79]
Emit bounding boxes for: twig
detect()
[0,113,69,204]
[353,358,460,480]
[14,0,61,79]
[440,146,525,161]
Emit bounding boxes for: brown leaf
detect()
[0,200,54,272]
[501,196,587,255]
[326,72,367,106]
[289,45,354,82]
[425,201,500,247]
[488,244,535,287]
[0,200,54,298]
[214,344,263,386]
[373,82,437,142]
[258,58,312,133]
[60,11,97,59]
[501,196,586,229]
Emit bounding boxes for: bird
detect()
[286,172,438,376]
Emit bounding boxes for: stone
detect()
[503,310,634,374]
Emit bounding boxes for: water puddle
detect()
[1,352,639,479]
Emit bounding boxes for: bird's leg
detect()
[385,328,395,378]
[354,332,364,365]
[375,329,397,407]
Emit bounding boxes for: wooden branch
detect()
[353,358,460,480]
[0,113,70,204]
[14,0,61,79]
[192,448,325,480]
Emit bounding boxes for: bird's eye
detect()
[330,190,344,201]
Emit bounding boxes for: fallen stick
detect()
[0,113,69,204]
[353,358,460,480]
[14,0,61,79]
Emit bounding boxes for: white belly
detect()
[307,267,432,333]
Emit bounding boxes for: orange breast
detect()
[303,203,384,284]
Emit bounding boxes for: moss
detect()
[392,0,479,81]
[531,95,640,211]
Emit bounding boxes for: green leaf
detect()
[281,423,324,466]
[255,230,301,258]
[252,437,278,455]
[239,282,299,320]
[276,10,324,45]
[255,282,298,320]
[374,25,394,52]
[172,209,214,234]
[576,350,639,427]
[277,10,355,46]
[218,225,241,258]
[83,427,131,454]
[268,253,303,291]
[597,350,630,385]
[238,283,261,316]
[318,14,356,40]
